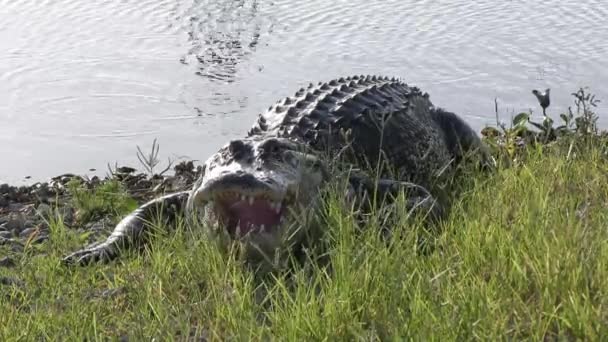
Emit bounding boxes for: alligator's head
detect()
[186,136,329,260]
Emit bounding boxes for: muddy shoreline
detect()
[0,160,204,253]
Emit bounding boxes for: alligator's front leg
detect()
[347,172,444,224]
[62,191,190,266]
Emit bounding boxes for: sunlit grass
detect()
[1,135,607,340]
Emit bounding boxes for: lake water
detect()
[1,0,607,184]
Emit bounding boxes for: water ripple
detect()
[1,0,607,183]
[175,0,273,83]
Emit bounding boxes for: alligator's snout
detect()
[198,171,284,196]
[188,136,327,243]
[190,170,297,237]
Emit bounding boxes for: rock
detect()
[82,218,115,243]
[19,227,39,239]
[58,206,75,226]
[135,179,153,190]
[11,243,24,253]
[100,287,126,299]
[0,231,12,239]
[116,166,137,174]
[51,173,82,185]
[174,160,195,175]
[33,183,56,203]
[0,257,16,268]
[23,219,38,229]
[4,213,26,232]
[0,276,24,288]
[36,203,52,218]
[8,203,25,212]
[30,234,49,244]
[0,237,24,252]
[85,218,113,232]
[90,175,101,183]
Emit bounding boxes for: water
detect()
[1,0,607,184]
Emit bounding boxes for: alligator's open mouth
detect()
[207,190,294,237]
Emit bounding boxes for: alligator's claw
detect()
[62,241,118,266]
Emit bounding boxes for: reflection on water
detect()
[0,0,607,183]
[179,0,264,83]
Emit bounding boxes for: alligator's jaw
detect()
[210,191,290,237]
[190,186,298,240]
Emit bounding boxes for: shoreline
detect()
[0,159,204,249]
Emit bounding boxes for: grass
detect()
[2,91,607,340]
[1,135,607,340]
[66,178,139,224]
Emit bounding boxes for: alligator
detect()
[62,75,491,266]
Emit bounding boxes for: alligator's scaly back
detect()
[248,75,453,186]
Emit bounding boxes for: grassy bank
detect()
[1,90,607,340]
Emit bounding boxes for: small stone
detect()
[8,203,25,212]
[0,257,16,268]
[0,276,24,288]
[58,206,75,225]
[37,203,52,218]
[33,184,57,203]
[24,219,37,228]
[4,213,26,232]
[89,176,101,187]
[19,227,39,238]
[85,219,110,232]
[30,234,49,244]
[0,231,12,239]
[0,236,24,252]
[100,287,126,299]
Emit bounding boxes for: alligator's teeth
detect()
[240,194,246,202]
[248,196,254,205]
[275,202,282,213]
[260,224,266,232]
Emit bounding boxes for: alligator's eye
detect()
[270,144,281,154]
[260,139,283,155]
